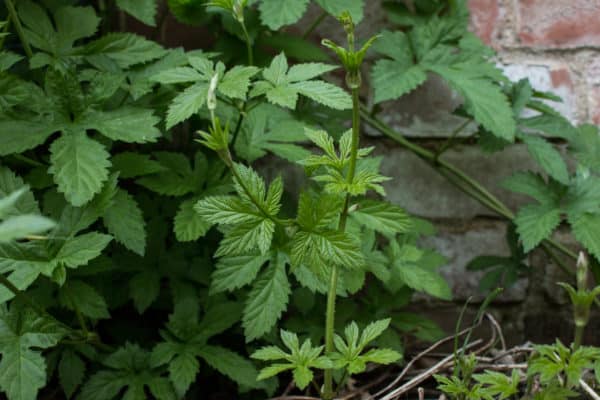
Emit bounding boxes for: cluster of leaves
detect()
[436,342,600,400]
[2,0,600,398]
[0,0,453,399]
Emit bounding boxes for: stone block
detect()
[379,144,538,219]
[420,221,528,303]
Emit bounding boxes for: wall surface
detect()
[305,0,600,344]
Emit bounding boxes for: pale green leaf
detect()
[166,82,208,129]
[350,200,411,235]
[0,215,55,243]
[174,198,211,242]
[210,253,269,294]
[314,0,364,22]
[258,0,309,30]
[243,253,290,341]
[522,135,569,184]
[56,233,113,269]
[49,131,111,207]
[515,203,561,252]
[286,63,337,82]
[292,80,351,110]
[83,108,162,143]
[432,66,516,141]
[372,62,427,103]
[219,66,260,99]
[150,67,203,84]
[569,213,600,261]
[84,33,167,68]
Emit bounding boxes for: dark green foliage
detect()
[1,0,600,399]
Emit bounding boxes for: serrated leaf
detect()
[502,172,556,205]
[174,198,211,242]
[290,230,364,271]
[314,0,364,22]
[293,80,351,110]
[58,280,110,319]
[515,203,561,252]
[103,189,146,255]
[49,131,111,207]
[116,0,158,26]
[0,120,57,156]
[0,215,55,243]
[432,66,516,141]
[198,345,261,388]
[522,135,569,184]
[219,66,260,99]
[59,350,85,399]
[168,352,198,396]
[56,233,113,269]
[0,169,39,216]
[286,63,337,82]
[372,62,427,103]
[569,213,600,261]
[350,200,411,235]
[129,270,161,314]
[112,152,166,179]
[83,108,162,143]
[0,306,64,400]
[151,67,203,84]
[84,33,167,68]
[258,0,309,30]
[210,253,269,294]
[243,253,290,341]
[166,82,208,129]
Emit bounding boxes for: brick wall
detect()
[338,1,600,343]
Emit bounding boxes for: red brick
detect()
[518,0,600,48]
[468,0,500,45]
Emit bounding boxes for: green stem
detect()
[240,21,253,66]
[0,18,11,49]
[67,291,89,336]
[302,11,327,39]
[435,118,472,159]
[360,109,579,265]
[4,0,33,58]
[231,104,246,148]
[323,88,361,400]
[573,324,584,350]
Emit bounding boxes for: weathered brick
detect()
[468,0,501,46]
[517,0,600,48]
[380,145,538,219]
[500,63,578,122]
